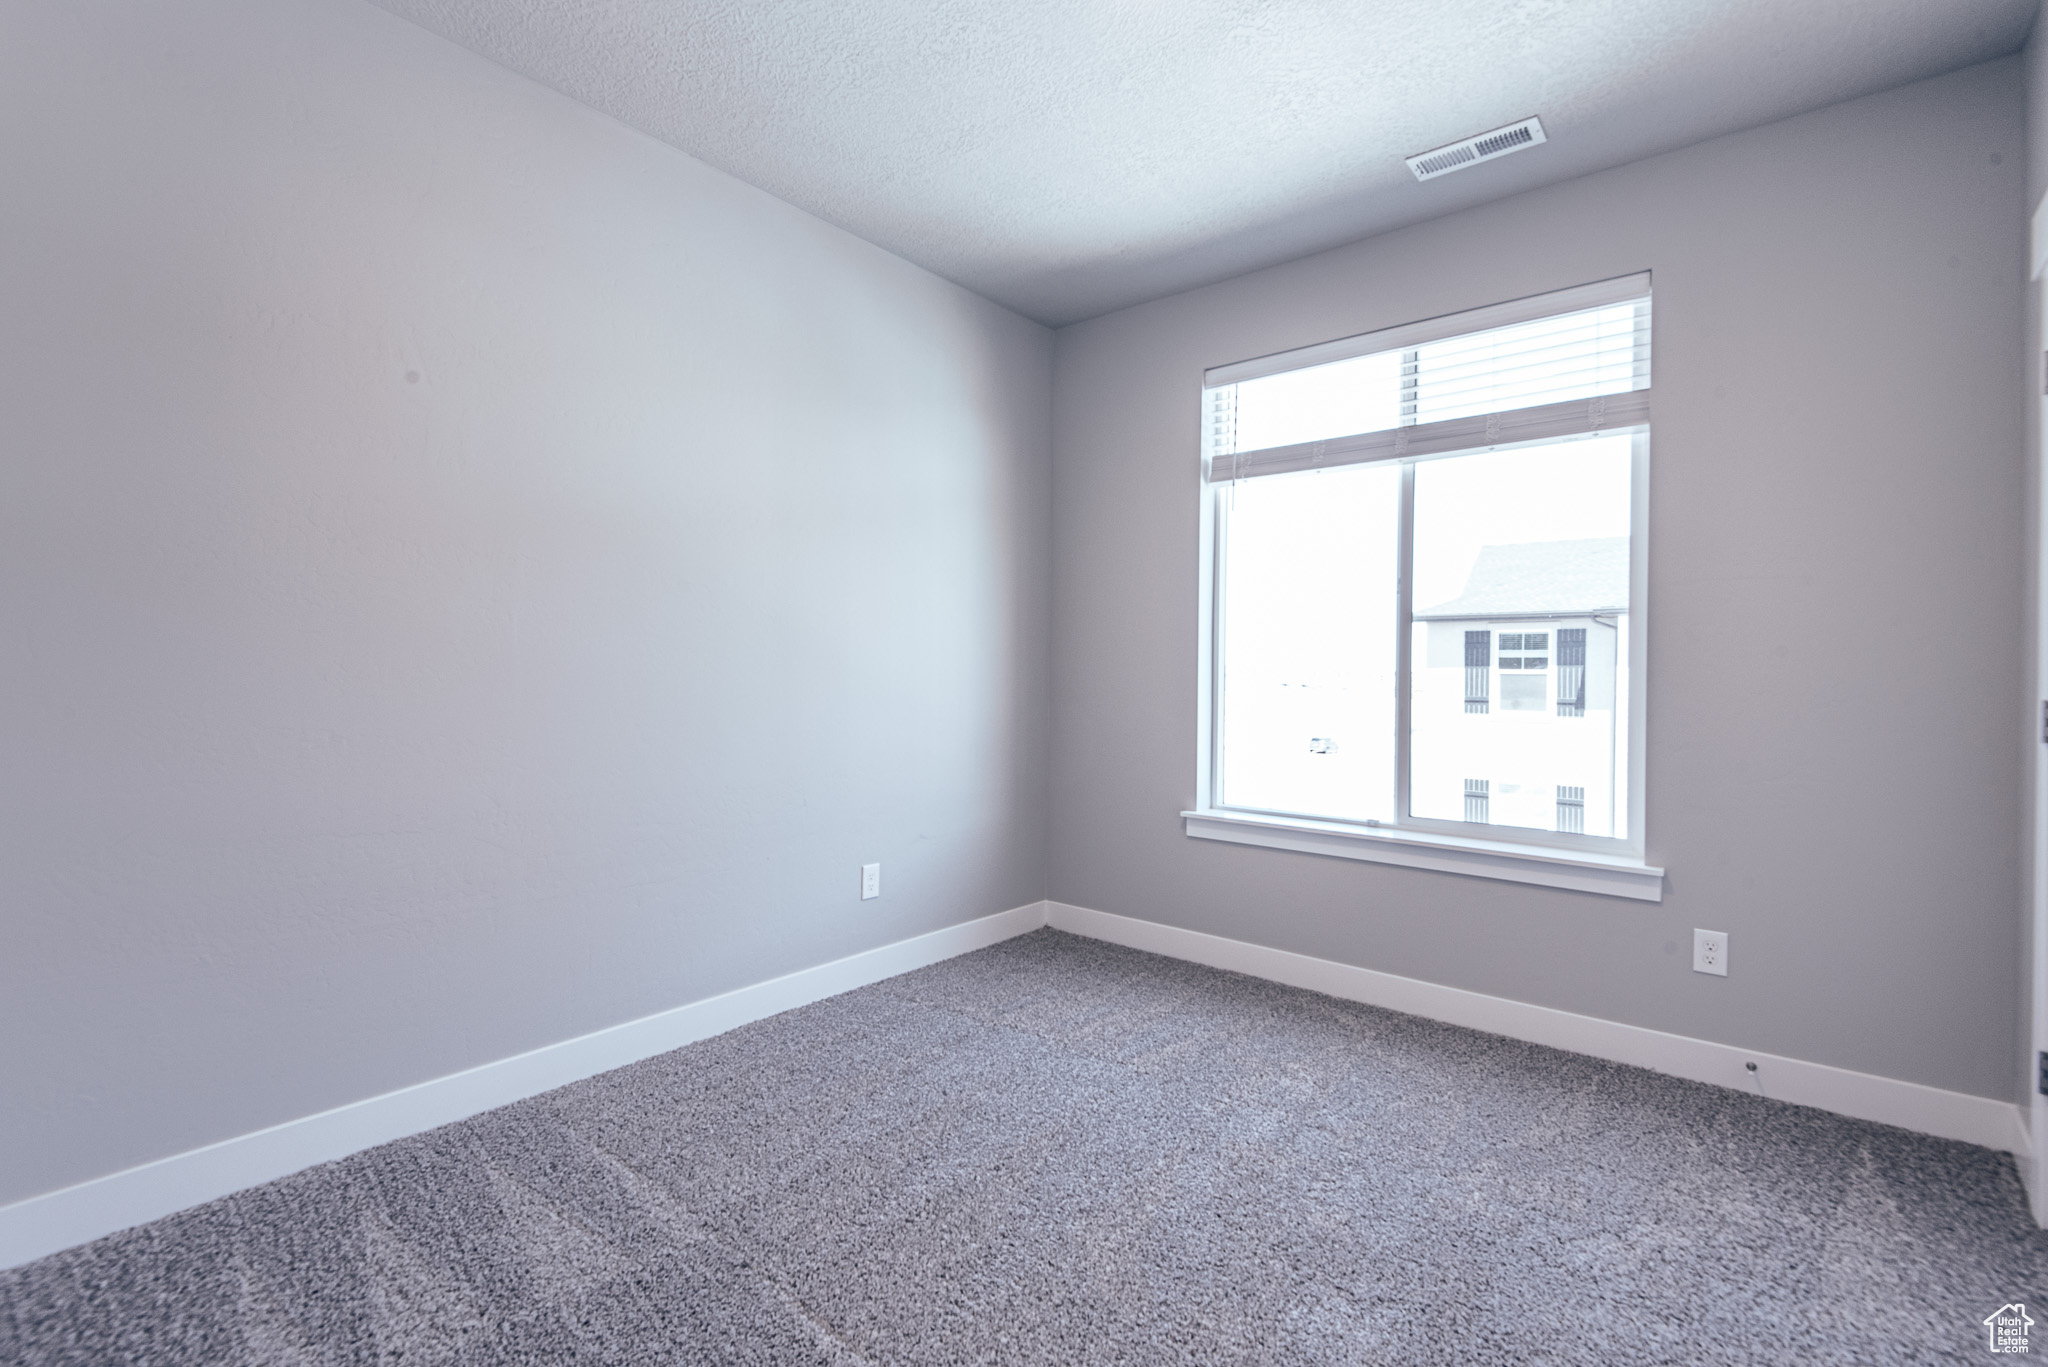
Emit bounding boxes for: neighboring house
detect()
[1413,538,1630,837]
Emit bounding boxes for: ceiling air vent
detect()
[1405,117,1546,182]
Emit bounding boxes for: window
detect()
[1191,275,1658,899]
[1495,632,1548,712]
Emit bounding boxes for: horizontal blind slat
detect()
[1209,293,1648,460]
[1203,271,1649,387]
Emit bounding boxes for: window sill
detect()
[1181,809,1664,902]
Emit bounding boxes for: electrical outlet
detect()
[860,863,881,900]
[1693,928,1728,977]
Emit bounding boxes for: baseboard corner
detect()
[0,899,1050,1271]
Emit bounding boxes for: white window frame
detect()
[1186,277,1662,901]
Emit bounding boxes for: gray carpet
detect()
[4,929,2044,1364]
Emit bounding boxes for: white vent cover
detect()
[1405,117,1546,181]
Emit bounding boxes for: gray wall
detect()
[1049,59,2026,1101]
[0,0,1050,1207]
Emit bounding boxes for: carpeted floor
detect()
[4,929,2045,1364]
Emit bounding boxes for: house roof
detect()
[1415,538,1629,620]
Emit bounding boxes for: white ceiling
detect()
[367,0,2038,325]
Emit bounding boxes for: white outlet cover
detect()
[861,863,881,900]
[1693,928,1728,977]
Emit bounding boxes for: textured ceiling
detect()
[366,0,2039,325]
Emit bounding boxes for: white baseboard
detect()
[9,897,2023,1270]
[1046,901,2029,1158]
[0,901,1050,1272]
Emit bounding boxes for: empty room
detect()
[6,0,2048,1360]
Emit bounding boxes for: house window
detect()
[1500,673,1546,711]
[1499,633,1548,668]
[1199,274,1649,864]
[1497,632,1548,710]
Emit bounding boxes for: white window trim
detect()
[1205,272,1651,388]
[1181,808,1664,901]
[1192,277,1660,900]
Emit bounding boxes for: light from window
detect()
[1202,275,1648,851]
[1230,352,1403,455]
[1409,439,1632,836]
[1214,462,1398,824]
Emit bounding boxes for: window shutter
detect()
[1464,779,1490,824]
[1464,630,1490,714]
[1405,305,1646,425]
[1556,786,1585,833]
[1556,628,1586,717]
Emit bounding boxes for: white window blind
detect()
[1205,274,1651,482]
